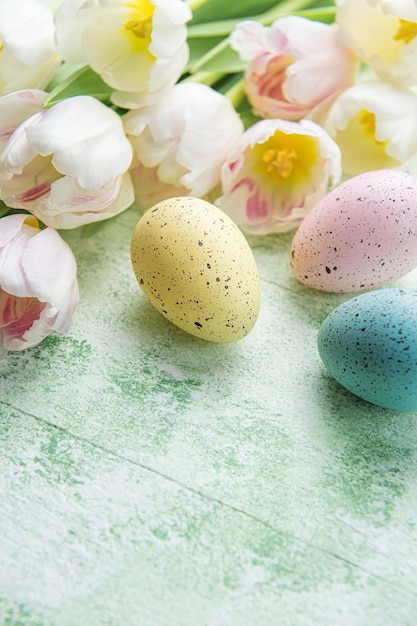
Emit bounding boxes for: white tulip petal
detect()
[151,0,192,26]
[54,0,91,64]
[55,0,190,109]
[0,90,46,150]
[0,113,44,179]
[25,96,133,189]
[0,53,59,96]
[148,46,189,93]
[84,27,153,92]
[0,0,56,65]
[337,0,417,85]
[381,0,417,22]
[150,2,190,58]
[325,80,417,172]
[126,82,244,198]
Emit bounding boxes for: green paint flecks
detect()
[0,600,50,626]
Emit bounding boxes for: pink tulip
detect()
[0,214,79,358]
[216,118,341,234]
[231,16,358,121]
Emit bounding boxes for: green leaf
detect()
[43,64,113,108]
[212,73,244,96]
[187,19,248,38]
[188,39,244,74]
[236,97,262,129]
[0,201,11,218]
[187,0,336,38]
[0,205,36,220]
[188,0,281,24]
[186,36,225,70]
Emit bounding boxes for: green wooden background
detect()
[1,206,417,625]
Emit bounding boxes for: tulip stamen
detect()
[125,16,153,39]
[394,19,417,45]
[262,148,298,178]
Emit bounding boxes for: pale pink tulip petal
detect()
[37,172,134,229]
[21,228,78,304]
[0,214,79,356]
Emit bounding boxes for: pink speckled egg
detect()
[290,169,417,293]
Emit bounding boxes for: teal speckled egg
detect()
[317,288,417,411]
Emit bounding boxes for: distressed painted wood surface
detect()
[1,206,417,626]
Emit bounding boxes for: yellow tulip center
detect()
[253,130,320,186]
[0,40,3,52]
[124,1,155,52]
[125,16,153,40]
[262,148,298,179]
[394,18,417,45]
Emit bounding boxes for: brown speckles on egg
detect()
[130,197,260,343]
[290,170,417,293]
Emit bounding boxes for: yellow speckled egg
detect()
[130,197,261,343]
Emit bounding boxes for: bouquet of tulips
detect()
[1,0,417,358]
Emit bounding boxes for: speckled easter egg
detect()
[290,169,417,292]
[318,288,417,411]
[130,197,260,343]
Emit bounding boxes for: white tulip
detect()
[124,82,244,203]
[336,0,417,86]
[54,0,192,109]
[324,80,417,175]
